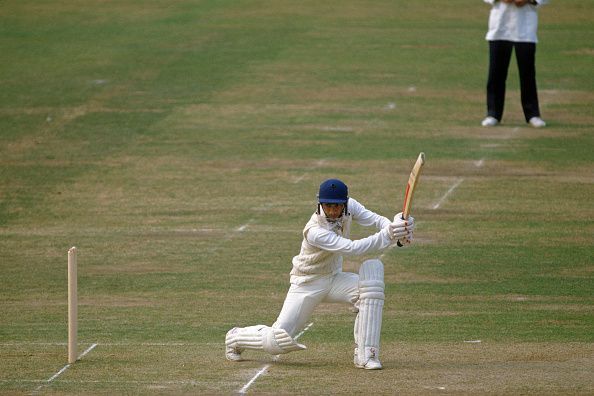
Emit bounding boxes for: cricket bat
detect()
[397,152,425,247]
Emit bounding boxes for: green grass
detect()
[1,0,593,394]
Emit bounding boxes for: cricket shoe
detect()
[529,117,546,128]
[354,347,383,370]
[481,116,499,127]
[225,328,244,361]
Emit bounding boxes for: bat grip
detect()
[396,213,406,247]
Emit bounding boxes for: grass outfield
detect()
[1,0,593,394]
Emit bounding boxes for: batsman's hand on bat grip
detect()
[393,213,414,247]
[387,213,411,240]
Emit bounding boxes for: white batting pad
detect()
[263,327,307,354]
[225,325,306,358]
[355,259,384,367]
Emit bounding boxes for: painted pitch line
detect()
[32,343,97,394]
[6,379,206,387]
[236,222,252,232]
[238,364,271,394]
[0,342,69,346]
[0,342,220,347]
[208,219,256,254]
[320,126,354,132]
[101,342,220,346]
[293,159,328,184]
[7,379,204,387]
[431,178,464,210]
[293,174,307,184]
[238,322,313,395]
[424,386,447,391]
[497,126,520,141]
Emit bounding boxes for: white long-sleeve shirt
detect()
[484,0,549,43]
[290,197,392,284]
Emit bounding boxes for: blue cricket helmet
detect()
[318,179,348,204]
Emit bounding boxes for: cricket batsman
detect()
[225,178,414,369]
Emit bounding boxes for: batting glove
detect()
[392,213,414,246]
[386,213,411,240]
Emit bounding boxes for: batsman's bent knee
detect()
[358,259,385,300]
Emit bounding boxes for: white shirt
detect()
[306,200,391,256]
[290,197,392,284]
[484,0,549,43]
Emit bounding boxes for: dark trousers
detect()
[486,40,541,122]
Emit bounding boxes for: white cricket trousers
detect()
[272,271,359,337]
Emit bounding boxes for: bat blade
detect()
[401,152,425,219]
[397,152,425,247]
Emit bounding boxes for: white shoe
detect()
[361,358,383,370]
[481,116,498,127]
[529,117,546,128]
[354,347,383,370]
[225,328,244,361]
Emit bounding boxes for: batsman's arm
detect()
[307,227,393,256]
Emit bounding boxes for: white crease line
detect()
[501,126,520,140]
[93,342,218,346]
[293,159,328,184]
[239,322,313,395]
[172,228,215,233]
[0,342,69,346]
[209,208,271,253]
[236,222,252,232]
[101,342,221,346]
[320,126,353,132]
[211,220,253,253]
[10,379,202,385]
[293,174,306,183]
[293,322,314,341]
[500,126,520,140]
[1,342,223,347]
[8,379,204,386]
[432,179,464,210]
[0,342,210,346]
[45,364,70,384]
[32,343,97,394]
[239,365,270,395]
[424,386,446,391]
[480,143,500,148]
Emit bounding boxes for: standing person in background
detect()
[481,0,549,128]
